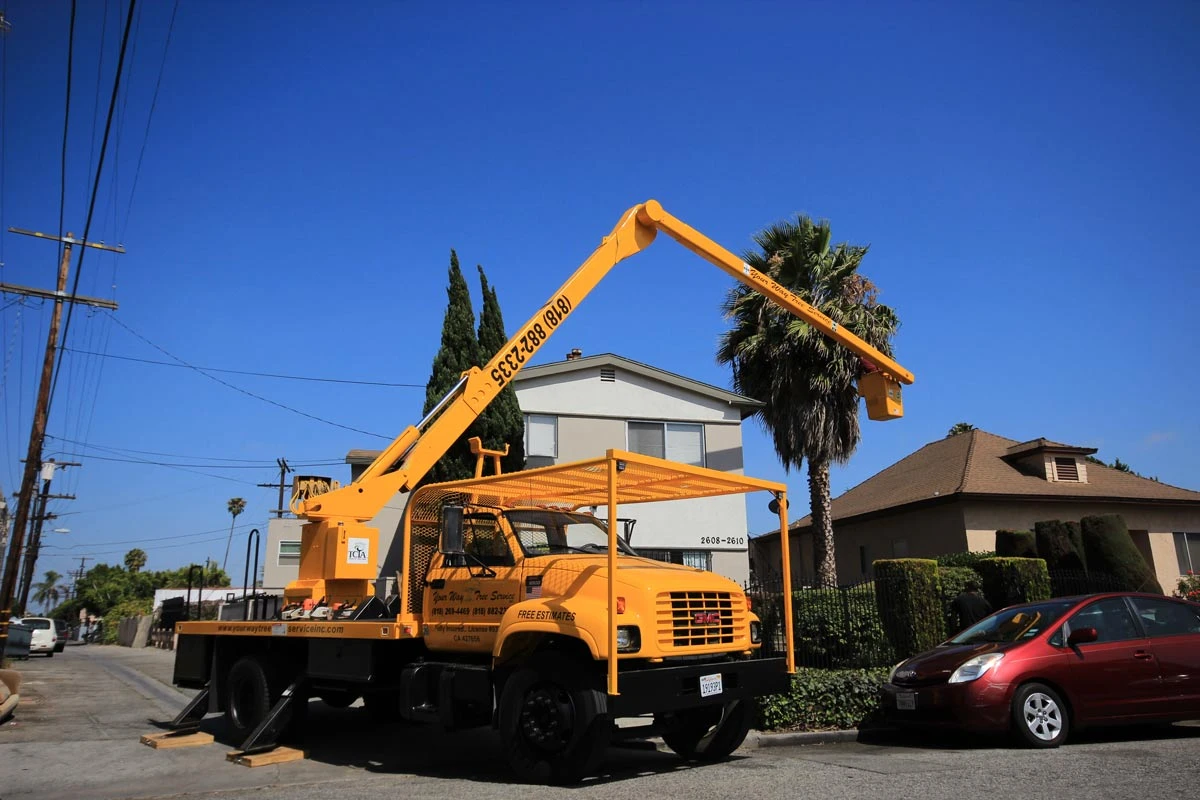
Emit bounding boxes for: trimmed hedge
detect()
[939,565,984,634]
[756,667,888,731]
[936,551,996,569]
[1080,514,1163,594]
[995,530,1037,558]
[1034,520,1086,571]
[791,582,894,669]
[975,557,1051,609]
[873,559,945,659]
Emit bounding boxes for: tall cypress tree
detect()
[422,250,484,483]
[477,266,527,473]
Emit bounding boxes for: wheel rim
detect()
[518,684,575,754]
[1022,692,1062,741]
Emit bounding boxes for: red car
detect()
[881,592,1200,747]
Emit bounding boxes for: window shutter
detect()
[628,422,665,459]
[666,423,704,466]
[526,415,557,457]
[1054,457,1079,481]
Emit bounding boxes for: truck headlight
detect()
[749,620,762,644]
[616,625,641,653]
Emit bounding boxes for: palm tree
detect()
[124,548,147,573]
[946,422,976,437]
[222,497,247,573]
[33,570,62,612]
[718,215,899,588]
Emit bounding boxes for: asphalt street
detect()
[2,645,1199,800]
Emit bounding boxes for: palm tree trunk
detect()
[222,517,237,574]
[808,459,837,589]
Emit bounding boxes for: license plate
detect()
[896,691,917,711]
[699,672,723,698]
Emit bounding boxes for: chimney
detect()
[566,348,583,361]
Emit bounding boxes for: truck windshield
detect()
[506,509,637,557]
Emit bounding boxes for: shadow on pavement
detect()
[150,699,710,787]
[856,720,1200,751]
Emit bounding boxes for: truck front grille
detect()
[656,591,743,649]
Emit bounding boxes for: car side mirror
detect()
[441,505,465,556]
[1067,627,1098,646]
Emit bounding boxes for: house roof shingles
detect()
[770,429,1200,536]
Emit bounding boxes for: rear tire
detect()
[659,700,753,761]
[498,652,610,784]
[225,656,272,738]
[1011,682,1069,748]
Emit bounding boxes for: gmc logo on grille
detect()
[693,611,721,625]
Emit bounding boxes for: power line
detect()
[47,0,136,421]
[43,520,259,550]
[45,433,343,465]
[121,0,177,239]
[75,453,342,470]
[57,1,78,284]
[61,345,424,387]
[104,312,391,440]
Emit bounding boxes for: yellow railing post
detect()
[607,453,619,696]
[777,492,795,674]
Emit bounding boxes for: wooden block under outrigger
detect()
[140,731,215,749]
[225,746,306,767]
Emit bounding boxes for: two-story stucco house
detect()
[263,351,763,592]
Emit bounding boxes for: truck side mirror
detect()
[441,506,465,555]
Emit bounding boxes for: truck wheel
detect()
[225,656,272,737]
[498,653,610,784]
[659,700,753,762]
[363,690,403,723]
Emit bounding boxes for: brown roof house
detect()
[748,430,1200,592]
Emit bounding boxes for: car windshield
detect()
[949,600,1076,645]
[507,509,637,556]
[25,618,51,630]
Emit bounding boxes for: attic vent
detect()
[1054,457,1079,482]
[600,367,616,382]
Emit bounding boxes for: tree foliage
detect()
[222,497,247,572]
[422,250,485,484]
[476,266,526,474]
[33,570,62,612]
[946,422,976,437]
[124,548,147,573]
[50,557,231,620]
[718,215,900,587]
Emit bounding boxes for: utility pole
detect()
[0,228,122,653]
[256,458,293,518]
[17,459,78,613]
[0,486,9,568]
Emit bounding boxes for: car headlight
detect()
[749,620,762,644]
[887,660,907,683]
[616,625,641,653]
[948,653,1004,684]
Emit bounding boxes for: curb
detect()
[747,728,865,748]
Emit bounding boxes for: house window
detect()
[1054,457,1080,481]
[278,540,301,566]
[636,549,712,571]
[891,538,909,558]
[525,414,558,458]
[627,421,705,466]
[1174,532,1200,574]
[859,545,869,575]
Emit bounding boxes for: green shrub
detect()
[939,565,984,634]
[1034,520,1086,571]
[995,530,1037,558]
[936,551,997,569]
[791,583,894,669]
[756,667,888,731]
[1080,514,1163,594]
[873,559,945,659]
[976,557,1051,609]
[102,597,153,644]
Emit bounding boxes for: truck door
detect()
[424,510,520,654]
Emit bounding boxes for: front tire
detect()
[659,700,753,761]
[1011,682,1069,748]
[498,653,610,784]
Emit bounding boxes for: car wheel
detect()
[1011,682,1069,748]
[498,652,610,784]
[658,700,753,762]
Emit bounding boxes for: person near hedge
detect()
[951,581,992,632]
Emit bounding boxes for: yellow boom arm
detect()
[300,200,914,525]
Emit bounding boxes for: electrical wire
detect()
[45,433,344,465]
[47,0,137,424]
[121,0,177,240]
[57,0,77,282]
[42,520,259,550]
[85,0,109,200]
[104,312,392,440]
[61,346,425,387]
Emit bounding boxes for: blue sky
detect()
[2,1,1197,590]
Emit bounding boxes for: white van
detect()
[22,617,58,657]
